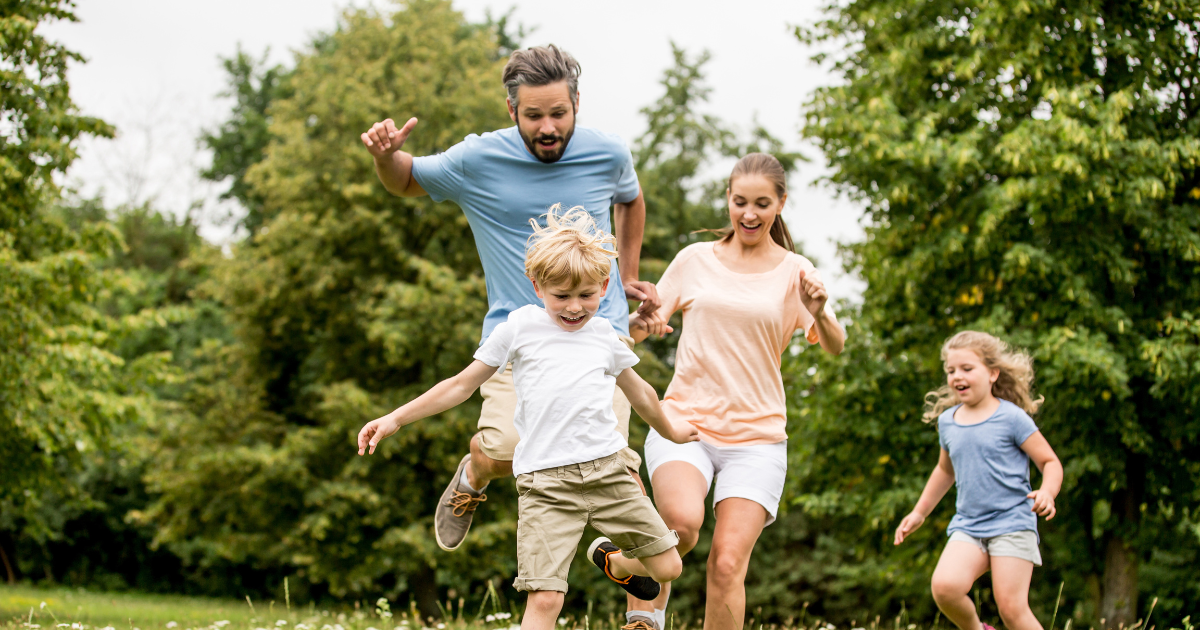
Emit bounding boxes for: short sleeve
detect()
[474,318,515,368]
[411,138,471,203]
[608,334,640,377]
[654,246,693,319]
[938,419,949,450]
[612,142,640,204]
[1009,406,1039,445]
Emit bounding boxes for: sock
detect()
[626,612,651,625]
[459,467,485,494]
[654,607,667,629]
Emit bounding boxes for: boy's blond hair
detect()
[525,204,617,288]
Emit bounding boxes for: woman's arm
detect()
[798,270,845,355]
[615,368,698,444]
[357,360,498,454]
[1020,431,1062,519]
[894,448,955,544]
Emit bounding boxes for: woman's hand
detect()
[1027,489,1057,519]
[893,510,926,545]
[798,269,829,317]
[631,310,674,338]
[357,415,401,455]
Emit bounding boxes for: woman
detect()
[626,153,845,630]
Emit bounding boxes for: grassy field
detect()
[1,584,1192,630]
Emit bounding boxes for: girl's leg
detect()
[703,497,769,630]
[520,591,565,630]
[990,556,1040,630]
[930,542,990,630]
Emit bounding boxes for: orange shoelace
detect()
[621,620,656,630]
[446,490,487,517]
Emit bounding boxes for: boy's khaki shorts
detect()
[477,335,642,472]
[513,452,679,593]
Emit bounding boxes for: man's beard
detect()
[520,123,575,164]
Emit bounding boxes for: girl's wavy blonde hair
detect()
[525,204,617,288]
[923,331,1044,422]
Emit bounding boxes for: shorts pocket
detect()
[516,472,538,498]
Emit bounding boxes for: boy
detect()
[357,206,697,630]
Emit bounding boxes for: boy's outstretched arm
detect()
[1020,431,1063,519]
[615,368,698,445]
[894,448,955,545]
[357,360,498,455]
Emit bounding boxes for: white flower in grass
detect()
[366,627,380,630]
[72,624,83,629]
[558,619,567,626]
[215,623,231,628]
[436,625,445,629]
[275,622,288,627]
[58,624,70,628]
[167,624,178,629]
[25,625,40,629]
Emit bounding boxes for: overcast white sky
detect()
[45,0,864,296]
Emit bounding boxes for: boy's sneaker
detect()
[621,615,659,630]
[434,455,487,551]
[587,536,661,600]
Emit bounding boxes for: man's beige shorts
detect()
[513,452,679,593]
[477,336,642,472]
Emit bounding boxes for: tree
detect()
[799,0,1200,624]
[0,0,168,581]
[145,0,522,615]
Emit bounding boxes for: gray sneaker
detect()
[621,615,660,630]
[434,455,487,551]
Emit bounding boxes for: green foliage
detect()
[796,0,1200,624]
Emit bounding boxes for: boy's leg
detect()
[930,539,990,630]
[521,591,565,630]
[605,546,683,584]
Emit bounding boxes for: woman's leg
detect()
[991,556,1040,630]
[703,498,768,630]
[930,542,990,630]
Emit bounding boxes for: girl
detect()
[894,331,1063,630]
[620,153,845,630]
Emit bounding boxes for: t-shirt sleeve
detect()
[473,318,515,369]
[938,418,949,451]
[654,247,691,318]
[410,138,470,203]
[612,141,640,204]
[608,334,640,377]
[1009,406,1040,445]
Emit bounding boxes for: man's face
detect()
[508,81,577,163]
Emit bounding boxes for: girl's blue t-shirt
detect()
[411,126,639,344]
[938,399,1040,539]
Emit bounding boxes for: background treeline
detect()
[2,0,1198,628]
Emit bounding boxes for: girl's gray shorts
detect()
[948,530,1042,566]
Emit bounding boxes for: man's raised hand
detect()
[361,117,418,159]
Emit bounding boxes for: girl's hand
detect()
[798,270,829,317]
[893,511,926,545]
[1027,489,1057,519]
[662,418,700,445]
[357,416,401,455]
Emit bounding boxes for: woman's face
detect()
[727,174,786,248]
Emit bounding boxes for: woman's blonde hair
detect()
[525,204,617,288]
[923,331,1044,422]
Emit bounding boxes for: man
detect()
[360,43,658,564]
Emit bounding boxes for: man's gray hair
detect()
[502,44,581,109]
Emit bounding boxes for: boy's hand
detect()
[893,511,925,545]
[1027,489,1057,519]
[798,270,829,317]
[661,419,700,445]
[357,416,401,455]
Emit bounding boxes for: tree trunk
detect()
[411,564,442,623]
[0,542,15,584]
[1100,535,1137,627]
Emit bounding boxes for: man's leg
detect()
[434,366,518,551]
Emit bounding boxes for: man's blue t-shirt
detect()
[938,399,1040,539]
[411,125,639,343]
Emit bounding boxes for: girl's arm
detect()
[357,360,498,455]
[615,367,698,444]
[894,448,955,545]
[1020,431,1063,519]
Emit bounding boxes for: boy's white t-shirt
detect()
[474,304,640,476]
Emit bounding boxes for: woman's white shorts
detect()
[644,428,788,526]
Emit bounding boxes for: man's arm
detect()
[613,189,659,315]
[361,117,427,197]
